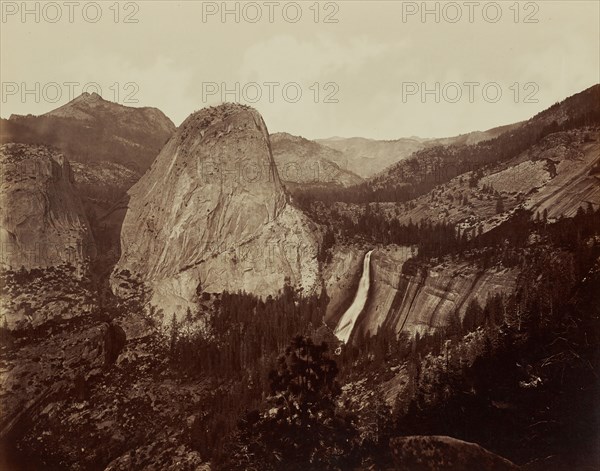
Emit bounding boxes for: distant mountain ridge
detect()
[366,84,600,199]
[1,92,176,172]
[315,136,427,178]
[1,93,178,261]
[271,132,363,188]
[316,122,525,178]
[300,84,600,342]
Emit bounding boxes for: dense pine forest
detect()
[149,204,600,469]
[3,181,593,470]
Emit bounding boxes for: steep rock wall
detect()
[112,104,320,317]
[323,244,365,325]
[0,144,95,271]
[349,248,516,338]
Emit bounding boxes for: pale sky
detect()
[1,1,598,139]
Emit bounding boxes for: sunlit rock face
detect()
[112,104,320,318]
[323,244,365,324]
[355,249,516,338]
[0,143,95,272]
[328,246,517,341]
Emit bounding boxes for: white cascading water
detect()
[334,250,374,343]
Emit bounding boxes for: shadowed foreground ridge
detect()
[390,436,520,470]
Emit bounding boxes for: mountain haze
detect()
[316,123,525,178]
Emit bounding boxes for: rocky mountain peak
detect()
[42,92,110,120]
[72,91,102,103]
[3,94,176,173]
[270,132,364,187]
[42,92,174,132]
[112,104,320,317]
[168,102,287,227]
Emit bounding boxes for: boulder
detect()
[390,435,520,470]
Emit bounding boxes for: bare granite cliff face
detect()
[354,249,517,338]
[323,245,365,324]
[327,245,516,340]
[0,143,95,271]
[112,104,320,317]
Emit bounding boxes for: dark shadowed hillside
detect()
[1,92,175,173]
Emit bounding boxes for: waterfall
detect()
[334,249,373,343]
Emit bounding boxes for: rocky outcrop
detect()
[0,321,126,440]
[0,144,95,271]
[2,94,177,270]
[0,307,214,470]
[522,129,600,219]
[112,104,320,317]
[0,266,97,330]
[0,303,211,470]
[357,246,415,333]
[334,250,373,342]
[390,435,520,470]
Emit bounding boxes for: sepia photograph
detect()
[0,1,599,469]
